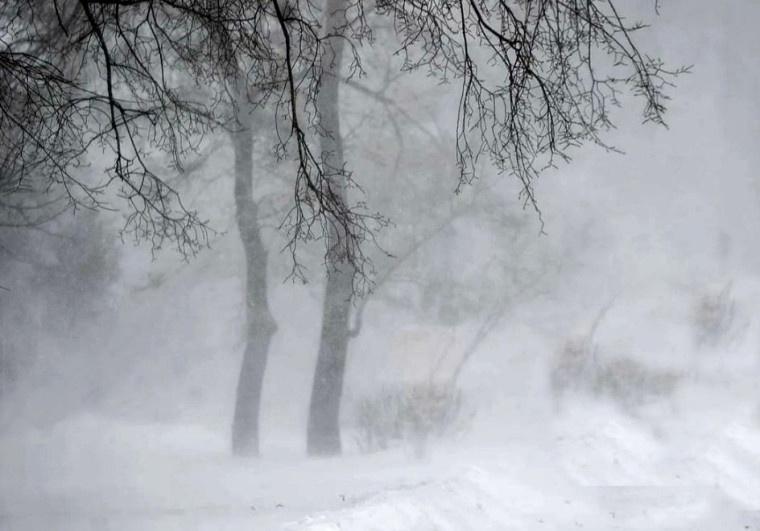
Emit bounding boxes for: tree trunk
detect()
[307,0,353,456]
[231,91,276,457]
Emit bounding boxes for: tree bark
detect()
[230,90,277,457]
[307,0,353,456]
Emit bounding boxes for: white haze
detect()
[1,1,760,530]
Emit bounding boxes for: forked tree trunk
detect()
[231,90,277,457]
[306,0,353,456]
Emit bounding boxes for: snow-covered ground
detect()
[2,384,759,530]
[4,235,760,531]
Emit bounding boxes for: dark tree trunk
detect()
[306,0,353,456]
[230,92,276,457]
[307,257,354,455]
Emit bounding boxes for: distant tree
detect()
[0,209,119,424]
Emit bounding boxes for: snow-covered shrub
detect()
[354,387,405,453]
[692,283,735,347]
[354,382,469,456]
[550,338,681,414]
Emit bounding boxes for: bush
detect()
[550,337,680,414]
[353,382,469,457]
[692,283,735,347]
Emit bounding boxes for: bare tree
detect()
[300,0,683,455]
[384,1,684,201]
[1,1,225,252]
[2,0,683,457]
[2,0,682,260]
[0,0,372,257]
[229,83,279,457]
[1,1,350,456]
[305,0,357,455]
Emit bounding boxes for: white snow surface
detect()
[4,260,760,531]
[2,396,759,530]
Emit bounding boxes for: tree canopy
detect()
[1,0,682,263]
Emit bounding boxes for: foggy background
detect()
[1,1,760,529]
